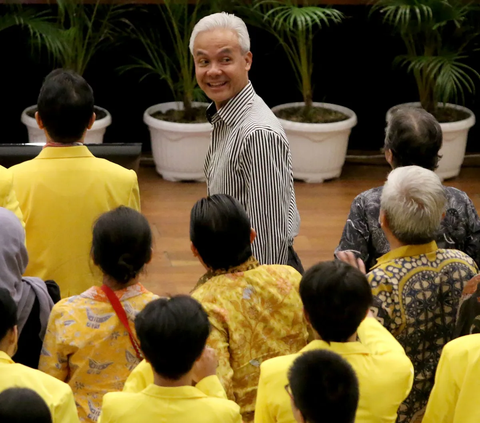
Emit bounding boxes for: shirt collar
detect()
[36,145,94,160]
[372,241,438,269]
[0,351,13,364]
[141,383,208,400]
[301,339,370,356]
[81,283,149,302]
[193,256,260,291]
[206,81,255,127]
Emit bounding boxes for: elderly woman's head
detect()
[385,106,443,170]
[380,166,446,245]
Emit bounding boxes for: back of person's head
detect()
[189,12,250,54]
[37,69,94,144]
[92,206,152,284]
[0,287,17,343]
[0,388,52,423]
[190,194,252,270]
[300,261,372,343]
[381,165,446,245]
[135,295,210,380]
[288,350,359,423]
[385,106,442,170]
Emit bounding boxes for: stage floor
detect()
[137,163,480,296]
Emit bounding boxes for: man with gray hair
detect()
[336,106,480,269]
[190,12,302,272]
[340,165,478,423]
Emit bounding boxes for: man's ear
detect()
[191,242,199,258]
[303,308,311,325]
[87,113,96,130]
[250,228,257,244]
[379,209,388,229]
[244,51,252,71]
[35,112,45,129]
[384,148,393,167]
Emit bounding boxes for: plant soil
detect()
[26,106,107,121]
[151,106,208,123]
[275,106,349,124]
[430,107,470,123]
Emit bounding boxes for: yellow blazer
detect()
[10,146,140,297]
[0,165,24,225]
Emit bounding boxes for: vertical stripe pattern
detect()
[204,82,300,265]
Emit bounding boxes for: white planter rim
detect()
[387,102,475,132]
[21,104,112,130]
[272,102,357,133]
[144,101,212,132]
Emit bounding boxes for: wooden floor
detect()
[138,163,480,296]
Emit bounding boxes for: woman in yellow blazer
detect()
[10,69,140,297]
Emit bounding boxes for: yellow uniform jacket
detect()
[0,164,24,225]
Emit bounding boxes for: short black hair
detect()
[0,388,52,423]
[385,106,443,170]
[190,194,252,270]
[300,261,372,343]
[135,295,210,380]
[92,206,152,284]
[0,288,17,342]
[288,350,359,423]
[37,69,95,144]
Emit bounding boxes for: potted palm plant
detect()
[373,0,479,179]
[121,0,213,181]
[245,0,357,183]
[21,0,125,144]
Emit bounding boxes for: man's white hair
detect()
[189,12,250,55]
[381,165,446,245]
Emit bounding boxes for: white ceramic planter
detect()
[387,103,476,180]
[272,102,357,183]
[144,102,211,181]
[21,105,112,144]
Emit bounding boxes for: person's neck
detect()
[313,330,357,343]
[102,275,138,291]
[384,231,406,251]
[154,370,194,388]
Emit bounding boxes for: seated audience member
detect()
[98,296,242,423]
[0,208,59,369]
[287,350,359,423]
[0,166,24,225]
[455,273,480,336]
[0,388,52,423]
[0,288,78,423]
[10,69,140,297]
[39,207,157,423]
[423,334,480,423]
[254,261,413,423]
[124,194,308,422]
[342,165,478,422]
[336,106,480,270]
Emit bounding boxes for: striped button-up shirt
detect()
[205,81,300,265]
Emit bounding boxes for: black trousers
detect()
[288,246,304,275]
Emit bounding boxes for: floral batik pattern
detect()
[368,246,478,423]
[336,186,480,270]
[192,257,309,423]
[39,284,158,423]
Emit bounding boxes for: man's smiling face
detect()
[193,28,252,110]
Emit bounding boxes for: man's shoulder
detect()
[445,186,471,203]
[437,249,477,267]
[260,352,299,380]
[443,334,480,362]
[354,186,383,203]
[241,95,287,139]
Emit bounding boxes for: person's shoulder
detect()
[15,362,73,396]
[242,96,287,138]
[260,352,299,379]
[354,186,383,202]
[437,248,477,267]
[443,334,480,360]
[101,391,143,415]
[256,264,302,283]
[444,186,472,202]
[90,157,137,179]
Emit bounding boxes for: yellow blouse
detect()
[192,257,309,422]
[39,284,157,423]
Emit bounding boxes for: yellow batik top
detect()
[39,283,157,423]
[192,257,309,422]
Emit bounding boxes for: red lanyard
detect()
[101,285,144,360]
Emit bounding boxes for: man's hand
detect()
[336,251,367,274]
[192,347,217,383]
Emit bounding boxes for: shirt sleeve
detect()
[122,359,154,393]
[127,171,141,212]
[368,271,400,335]
[38,306,72,382]
[422,345,458,423]
[203,308,235,401]
[335,194,371,265]
[356,317,408,354]
[254,365,276,423]
[195,375,228,399]
[53,386,81,423]
[464,196,480,266]
[240,130,291,265]
[1,168,25,228]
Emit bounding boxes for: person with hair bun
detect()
[38,206,157,423]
